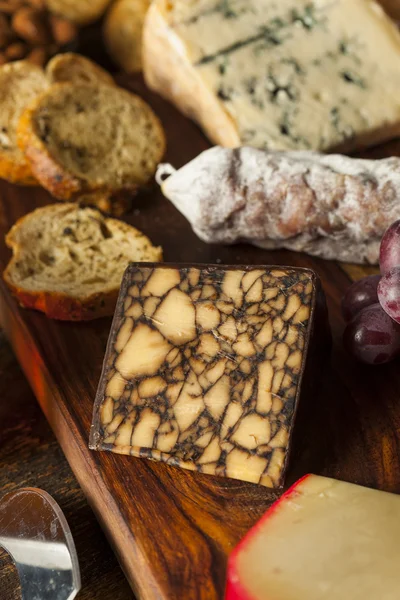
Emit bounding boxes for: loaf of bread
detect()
[157,147,400,264]
[18,82,166,200]
[4,202,162,320]
[0,61,48,184]
[46,0,112,25]
[144,0,400,153]
[46,52,115,86]
[103,0,150,73]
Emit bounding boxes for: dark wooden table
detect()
[0,330,134,599]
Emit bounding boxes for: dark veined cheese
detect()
[90,263,329,489]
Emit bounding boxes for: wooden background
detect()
[0,73,400,600]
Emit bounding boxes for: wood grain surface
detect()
[0,75,399,600]
[0,329,134,599]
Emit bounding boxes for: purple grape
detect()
[380,220,400,275]
[343,303,400,364]
[341,275,380,322]
[378,267,400,324]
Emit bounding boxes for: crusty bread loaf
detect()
[46,0,112,25]
[46,53,115,86]
[4,202,162,320]
[143,0,400,153]
[0,61,48,185]
[17,82,166,200]
[103,0,150,73]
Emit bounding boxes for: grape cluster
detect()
[342,221,400,364]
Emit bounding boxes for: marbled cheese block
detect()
[90,264,328,488]
[226,475,400,599]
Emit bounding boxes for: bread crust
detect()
[0,155,38,186]
[143,1,239,148]
[18,104,83,199]
[0,61,48,186]
[17,82,166,201]
[3,203,163,320]
[104,0,150,73]
[46,53,115,86]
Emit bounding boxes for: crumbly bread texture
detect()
[144,0,400,153]
[3,202,163,320]
[0,61,48,185]
[103,0,150,73]
[18,82,166,200]
[46,53,115,86]
[46,0,112,25]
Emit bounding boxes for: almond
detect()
[26,45,47,66]
[12,6,51,45]
[5,41,27,60]
[0,14,12,49]
[49,15,77,45]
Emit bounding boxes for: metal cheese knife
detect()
[0,488,81,600]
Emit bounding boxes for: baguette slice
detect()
[18,82,166,200]
[46,0,112,25]
[4,203,162,320]
[103,0,151,73]
[143,0,400,153]
[0,61,48,185]
[46,53,115,86]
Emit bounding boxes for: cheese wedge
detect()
[143,0,400,153]
[226,474,400,599]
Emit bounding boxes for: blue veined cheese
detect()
[144,0,400,152]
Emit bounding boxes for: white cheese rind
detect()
[227,474,400,600]
[144,0,400,152]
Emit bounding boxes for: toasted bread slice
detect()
[46,53,115,86]
[18,82,166,200]
[46,0,112,25]
[0,61,48,185]
[4,202,162,320]
[103,0,150,73]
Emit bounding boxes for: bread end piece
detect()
[46,53,115,86]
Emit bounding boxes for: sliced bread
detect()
[103,0,150,73]
[0,61,48,185]
[17,82,166,200]
[46,53,115,86]
[4,202,162,320]
[46,0,112,25]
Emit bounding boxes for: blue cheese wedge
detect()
[143,0,400,152]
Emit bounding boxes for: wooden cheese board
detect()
[1,75,400,600]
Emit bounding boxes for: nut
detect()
[0,1,22,15]
[49,14,77,45]
[5,40,27,59]
[25,0,46,8]
[0,14,12,49]
[12,6,51,45]
[26,45,47,66]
